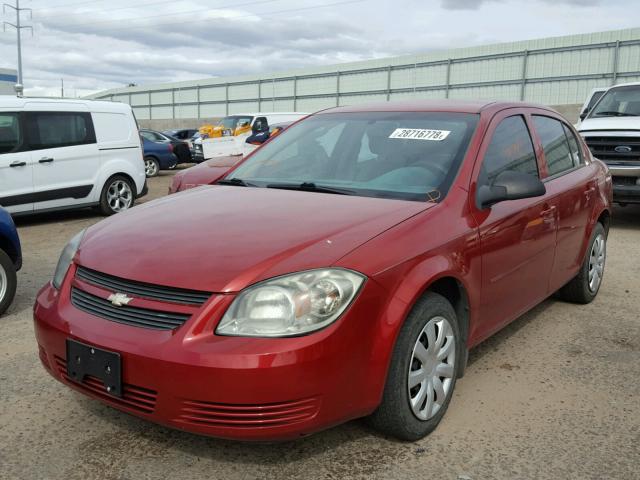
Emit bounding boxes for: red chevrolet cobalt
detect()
[34,100,612,441]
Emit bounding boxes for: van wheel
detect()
[368,292,461,441]
[144,157,159,177]
[100,175,135,216]
[0,249,17,316]
[556,222,606,304]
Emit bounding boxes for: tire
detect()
[99,175,135,216]
[144,156,160,177]
[368,292,462,441]
[556,222,606,304]
[0,249,17,316]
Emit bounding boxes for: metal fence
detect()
[93,32,640,120]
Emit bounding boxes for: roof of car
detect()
[317,99,553,115]
[0,95,132,113]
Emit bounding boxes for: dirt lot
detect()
[1,170,639,480]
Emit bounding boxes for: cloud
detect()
[0,0,636,97]
[440,0,606,9]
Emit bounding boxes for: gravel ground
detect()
[1,169,639,480]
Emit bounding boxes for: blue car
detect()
[140,130,179,177]
[0,207,21,315]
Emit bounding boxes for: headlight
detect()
[52,230,85,289]
[216,269,365,337]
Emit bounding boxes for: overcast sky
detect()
[0,0,637,97]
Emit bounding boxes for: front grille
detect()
[54,356,157,414]
[584,136,640,162]
[613,176,638,186]
[71,288,190,330]
[76,266,211,306]
[175,397,321,429]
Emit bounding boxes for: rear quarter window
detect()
[92,112,134,144]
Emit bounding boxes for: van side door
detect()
[0,112,33,214]
[26,110,100,212]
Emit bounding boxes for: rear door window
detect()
[0,113,22,154]
[532,116,575,176]
[26,112,96,150]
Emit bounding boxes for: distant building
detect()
[0,68,18,95]
[89,28,640,122]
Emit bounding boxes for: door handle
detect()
[540,205,556,216]
[39,157,54,164]
[9,161,27,167]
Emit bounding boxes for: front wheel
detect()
[144,157,160,177]
[556,222,606,304]
[99,175,135,216]
[368,292,461,441]
[0,249,17,316]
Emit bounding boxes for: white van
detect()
[194,112,307,161]
[0,96,146,216]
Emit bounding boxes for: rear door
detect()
[0,112,33,214]
[530,113,595,292]
[27,109,100,211]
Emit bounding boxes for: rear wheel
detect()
[368,292,461,441]
[99,175,135,216]
[144,156,159,177]
[556,222,606,304]
[0,249,17,316]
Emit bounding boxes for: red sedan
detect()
[168,155,242,194]
[34,100,611,441]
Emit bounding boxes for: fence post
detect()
[612,40,620,85]
[445,58,452,99]
[520,50,529,101]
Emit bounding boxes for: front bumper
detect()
[33,271,388,440]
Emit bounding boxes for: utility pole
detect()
[3,0,33,95]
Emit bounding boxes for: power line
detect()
[44,0,364,34]
[41,0,285,27]
[36,0,260,20]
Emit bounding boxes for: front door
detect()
[0,112,33,214]
[471,112,558,340]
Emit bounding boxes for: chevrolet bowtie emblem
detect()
[107,293,133,307]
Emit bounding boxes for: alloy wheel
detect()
[145,159,158,177]
[106,180,133,213]
[0,264,6,304]
[588,233,606,293]
[408,316,456,421]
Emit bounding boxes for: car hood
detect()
[177,156,242,186]
[578,116,640,134]
[78,187,432,293]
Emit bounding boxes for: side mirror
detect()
[579,109,589,121]
[478,170,546,208]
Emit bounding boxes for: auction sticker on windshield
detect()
[389,128,451,141]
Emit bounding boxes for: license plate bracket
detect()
[66,339,122,398]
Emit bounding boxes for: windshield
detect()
[217,116,253,130]
[227,112,479,202]
[590,85,640,117]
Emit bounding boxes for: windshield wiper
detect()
[216,178,257,187]
[266,182,355,195]
[594,111,638,117]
